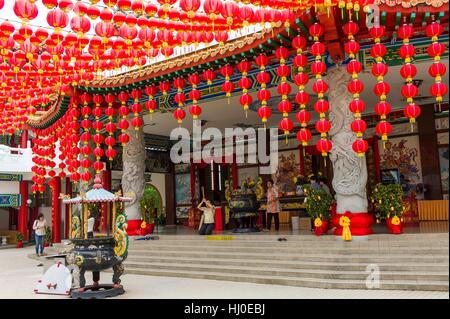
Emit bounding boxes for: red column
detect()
[18,130,29,239]
[20,130,28,148]
[18,181,28,240]
[101,170,111,232]
[52,177,61,243]
[65,177,72,238]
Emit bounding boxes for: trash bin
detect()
[291,216,300,230]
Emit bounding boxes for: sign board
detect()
[0,194,21,207]
[0,174,22,181]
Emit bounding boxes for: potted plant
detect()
[16,232,24,248]
[140,189,157,235]
[303,185,333,236]
[44,226,52,247]
[371,183,404,234]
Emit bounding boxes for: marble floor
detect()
[0,246,447,299]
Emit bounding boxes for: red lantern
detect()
[315,119,331,137]
[174,107,186,124]
[316,139,332,157]
[351,119,367,137]
[297,128,312,146]
[352,139,368,157]
[296,110,311,127]
[257,106,272,123]
[279,118,293,136]
[375,121,392,141]
[404,103,421,124]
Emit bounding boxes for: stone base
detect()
[335,235,369,241]
[332,212,373,236]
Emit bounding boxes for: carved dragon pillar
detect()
[121,126,146,235]
[327,67,373,237]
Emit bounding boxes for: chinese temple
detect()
[0,0,448,243]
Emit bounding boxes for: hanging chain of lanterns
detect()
[104,93,118,165]
[344,21,368,157]
[131,88,143,131]
[221,64,234,105]
[292,34,311,147]
[255,53,271,127]
[237,60,253,117]
[369,25,392,146]
[117,91,131,144]
[276,46,293,141]
[398,22,420,130]
[92,94,105,173]
[426,20,448,112]
[173,76,187,124]
[80,92,93,184]
[309,23,331,158]
[145,85,158,119]
[188,73,202,120]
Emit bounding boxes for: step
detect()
[123,268,449,291]
[124,255,450,272]
[129,239,450,248]
[127,244,449,255]
[123,261,449,282]
[125,249,449,263]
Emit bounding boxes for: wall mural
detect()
[379,136,424,199]
[439,147,449,194]
[274,149,301,194]
[175,173,192,206]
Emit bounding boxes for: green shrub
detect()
[303,185,333,220]
[370,183,404,220]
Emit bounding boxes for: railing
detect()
[0,143,33,173]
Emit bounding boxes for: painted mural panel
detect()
[439,147,449,193]
[379,136,424,199]
[175,173,192,205]
[274,149,301,193]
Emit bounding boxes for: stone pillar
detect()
[327,67,372,237]
[121,127,146,235]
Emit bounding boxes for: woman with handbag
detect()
[32,213,47,257]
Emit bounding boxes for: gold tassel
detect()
[339,216,352,241]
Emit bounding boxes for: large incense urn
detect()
[229,192,259,232]
[63,175,131,299]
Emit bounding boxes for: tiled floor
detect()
[0,247,447,299]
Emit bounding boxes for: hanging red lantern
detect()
[352,139,368,157]
[297,128,312,147]
[237,60,252,115]
[188,73,202,120]
[257,106,272,123]
[375,121,392,142]
[174,107,186,124]
[316,139,332,157]
[426,21,448,110]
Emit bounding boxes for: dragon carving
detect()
[327,67,368,213]
[121,126,146,221]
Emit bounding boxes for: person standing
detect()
[266,180,280,232]
[87,210,95,239]
[32,213,47,257]
[310,175,321,190]
[197,198,215,235]
[319,177,331,195]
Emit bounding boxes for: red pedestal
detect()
[126,219,142,236]
[332,212,373,236]
[314,220,329,236]
[214,207,223,233]
[52,177,61,243]
[18,181,28,240]
[386,218,404,234]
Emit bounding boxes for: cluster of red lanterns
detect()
[398,23,421,128]
[255,54,272,125]
[344,21,368,157]
[426,21,448,111]
[276,46,293,139]
[309,23,331,158]
[293,35,311,147]
[370,26,392,144]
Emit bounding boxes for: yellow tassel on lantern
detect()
[339,216,352,241]
[391,215,401,226]
[314,218,323,228]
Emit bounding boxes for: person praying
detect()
[197,198,215,236]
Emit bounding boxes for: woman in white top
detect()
[32,213,47,256]
[197,198,215,235]
[87,210,95,238]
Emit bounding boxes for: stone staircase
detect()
[123,233,449,291]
